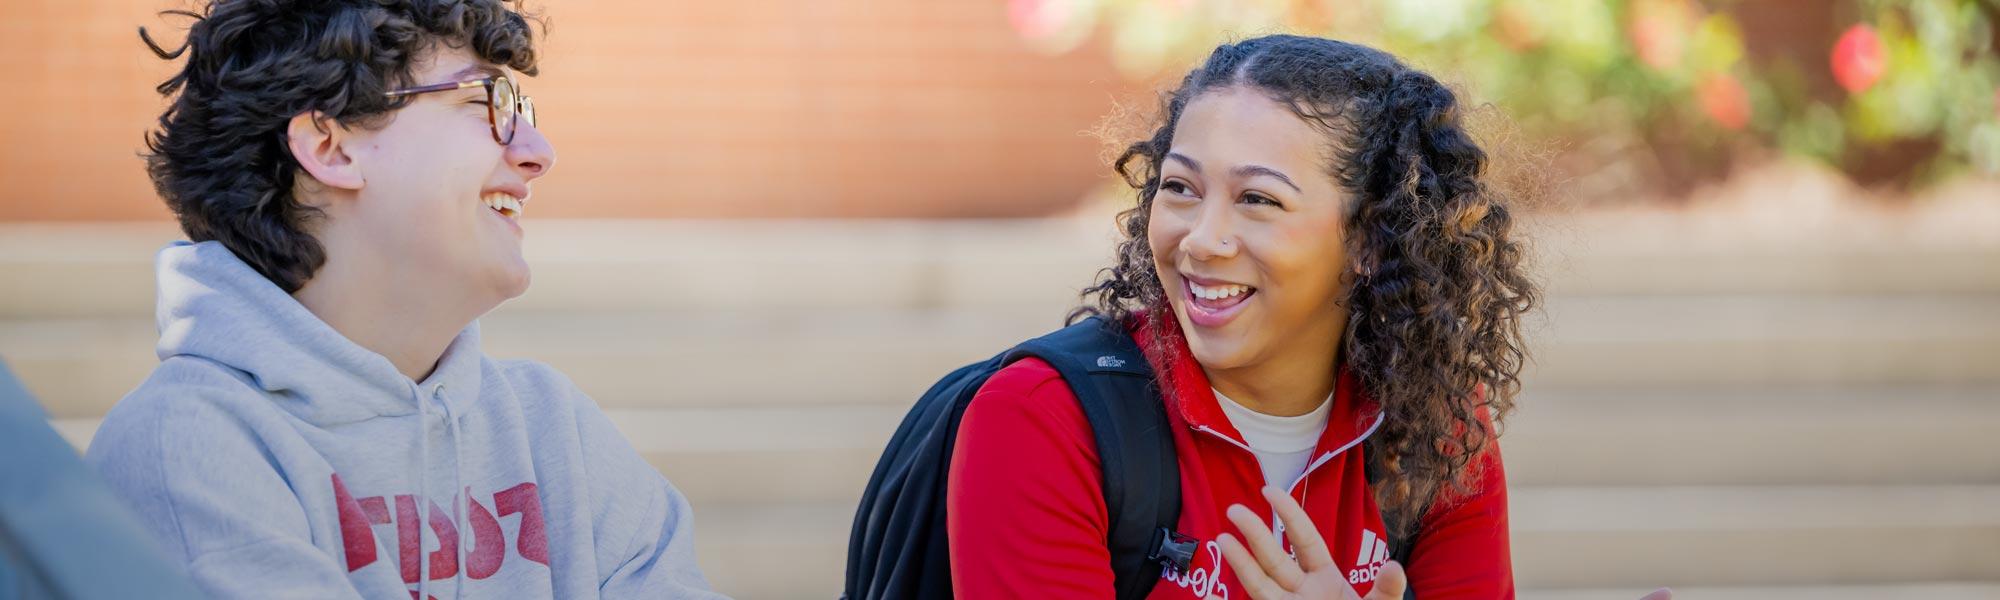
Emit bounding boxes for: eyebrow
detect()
[1165,152,1302,193]
[444,64,506,84]
[1233,165,1302,193]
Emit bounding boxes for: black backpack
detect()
[842,317,1416,600]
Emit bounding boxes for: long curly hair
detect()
[140,0,541,292]
[1073,35,1538,542]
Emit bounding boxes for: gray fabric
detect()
[0,359,204,600]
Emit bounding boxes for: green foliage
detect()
[1009,0,2000,190]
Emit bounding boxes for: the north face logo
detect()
[1346,529,1390,584]
[1096,355,1126,368]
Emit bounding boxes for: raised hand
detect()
[1210,487,1406,600]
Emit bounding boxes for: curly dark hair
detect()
[1074,34,1538,543]
[140,0,541,292]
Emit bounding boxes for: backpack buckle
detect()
[1148,528,1199,573]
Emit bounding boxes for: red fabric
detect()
[946,320,1513,599]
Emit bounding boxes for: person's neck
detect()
[1203,320,1346,418]
[291,244,481,383]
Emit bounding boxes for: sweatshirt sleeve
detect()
[85,386,366,599]
[1402,408,1514,599]
[946,359,1118,599]
[565,383,729,599]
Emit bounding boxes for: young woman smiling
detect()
[946,35,1537,599]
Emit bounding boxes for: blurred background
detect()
[3,0,1998,598]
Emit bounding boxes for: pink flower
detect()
[1831,24,1886,93]
[1698,73,1751,130]
[1629,0,1692,71]
[1008,0,1065,42]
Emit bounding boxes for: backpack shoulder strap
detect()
[1006,317,1180,600]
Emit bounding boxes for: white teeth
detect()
[481,192,524,217]
[1190,282,1251,300]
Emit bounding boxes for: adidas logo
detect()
[1096,355,1126,368]
[1345,528,1390,584]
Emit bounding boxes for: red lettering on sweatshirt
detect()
[494,482,548,565]
[331,474,551,581]
[464,486,506,579]
[331,474,376,569]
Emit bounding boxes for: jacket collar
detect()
[1134,313,1383,464]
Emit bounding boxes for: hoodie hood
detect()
[153,240,484,426]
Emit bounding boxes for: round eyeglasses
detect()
[385,73,537,145]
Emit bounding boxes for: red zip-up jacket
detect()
[946,320,1512,599]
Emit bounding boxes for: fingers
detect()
[1226,503,1307,589]
[1638,588,1674,600]
[1360,561,1406,600]
[1261,486,1335,571]
[1216,532,1290,600]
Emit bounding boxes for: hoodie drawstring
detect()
[412,381,430,600]
[446,395,467,599]
[412,381,469,600]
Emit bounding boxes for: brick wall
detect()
[0,0,1142,220]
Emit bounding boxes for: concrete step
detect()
[47,385,2000,508]
[47,408,2000,592]
[1503,386,2000,487]
[631,388,2000,498]
[0,311,1034,419]
[638,387,2000,507]
[7,290,1997,419]
[0,220,1112,319]
[4,217,1998,319]
[1526,294,2000,388]
[687,485,2000,597]
[693,502,850,600]
[1510,485,2000,588]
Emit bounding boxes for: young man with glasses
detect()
[85,1,724,597]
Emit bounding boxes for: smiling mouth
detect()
[1187,279,1255,311]
[481,192,523,218]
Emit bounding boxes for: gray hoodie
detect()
[86,241,726,599]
